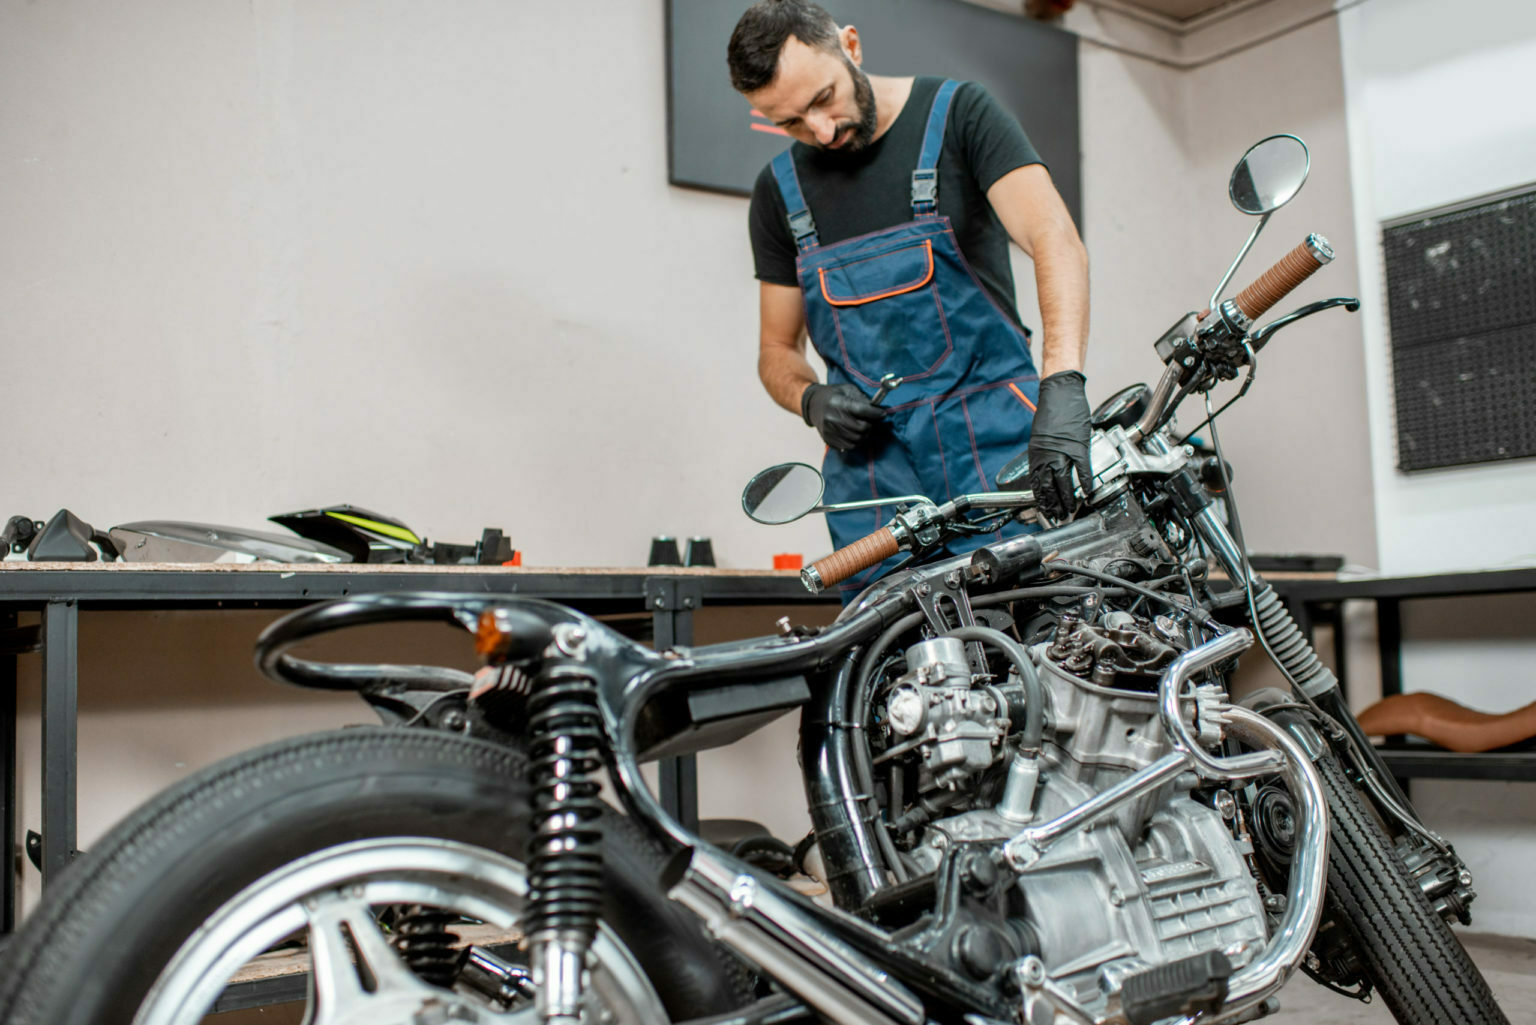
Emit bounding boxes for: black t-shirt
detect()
[749,77,1043,330]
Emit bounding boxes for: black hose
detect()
[1044,561,1218,627]
[940,625,1046,753]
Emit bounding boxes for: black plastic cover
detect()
[28,509,98,562]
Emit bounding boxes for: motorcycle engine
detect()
[891,614,1269,1016]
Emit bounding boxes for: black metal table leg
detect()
[1374,597,1411,798]
[647,578,702,832]
[42,601,79,887]
[1327,601,1349,700]
[0,610,15,932]
[1376,598,1402,699]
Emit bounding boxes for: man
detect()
[728,0,1092,599]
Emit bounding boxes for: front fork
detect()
[1176,472,1477,918]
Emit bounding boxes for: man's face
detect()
[745,31,877,155]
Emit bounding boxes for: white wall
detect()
[1339,0,1536,939]
[1341,0,1536,575]
[0,0,831,573]
[15,0,1528,945]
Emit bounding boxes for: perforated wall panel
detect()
[1383,189,1536,471]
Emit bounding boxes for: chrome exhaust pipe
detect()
[664,847,925,1025]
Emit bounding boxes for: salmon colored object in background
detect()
[773,553,803,570]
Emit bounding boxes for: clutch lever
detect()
[1251,296,1360,351]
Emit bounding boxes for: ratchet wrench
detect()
[870,373,905,406]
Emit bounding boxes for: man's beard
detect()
[821,57,878,159]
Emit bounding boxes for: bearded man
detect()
[730,0,1091,599]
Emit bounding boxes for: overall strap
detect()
[911,79,961,218]
[771,150,820,251]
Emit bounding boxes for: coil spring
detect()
[1251,585,1336,696]
[391,905,460,988]
[525,663,605,945]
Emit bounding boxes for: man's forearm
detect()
[759,343,819,416]
[1032,229,1090,378]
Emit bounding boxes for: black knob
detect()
[1198,457,1234,493]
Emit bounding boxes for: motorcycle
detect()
[0,136,1507,1025]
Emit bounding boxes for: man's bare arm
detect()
[758,281,816,414]
[986,164,1089,377]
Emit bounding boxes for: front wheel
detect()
[0,728,749,1025]
[1313,753,1508,1024]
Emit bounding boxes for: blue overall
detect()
[772,80,1040,600]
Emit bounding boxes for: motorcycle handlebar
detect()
[802,526,900,593]
[1232,234,1334,323]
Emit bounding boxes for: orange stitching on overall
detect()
[818,240,935,307]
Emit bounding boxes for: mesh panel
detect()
[1383,189,1536,471]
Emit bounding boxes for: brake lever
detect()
[1251,296,1360,350]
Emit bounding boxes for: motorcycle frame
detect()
[254,474,1332,1024]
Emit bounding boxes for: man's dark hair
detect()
[727,0,840,94]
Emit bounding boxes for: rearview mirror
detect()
[742,463,825,524]
[1229,134,1310,215]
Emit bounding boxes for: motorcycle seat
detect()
[1357,692,1536,753]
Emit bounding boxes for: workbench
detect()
[0,562,831,934]
[6,561,1532,939]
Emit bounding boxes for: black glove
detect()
[801,383,887,452]
[1026,370,1093,520]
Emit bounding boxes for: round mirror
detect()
[1229,135,1310,215]
[742,463,825,524]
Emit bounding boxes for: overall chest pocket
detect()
[817,239,953,386]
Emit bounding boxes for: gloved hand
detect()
[802,382,887,452]
[1026,370,1093,520]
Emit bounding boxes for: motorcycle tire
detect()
[1315,753,1508,1025]
[0,727,752,1025]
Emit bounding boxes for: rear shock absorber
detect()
[525,624,604,1025]
[391,906,461,988]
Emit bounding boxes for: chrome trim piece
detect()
[668,848,925,1025]
[1157,630,1284,778]
[1209,210,1271,313]
[1001,752,1191,871]
[1189,505,1256,586]
[1191,708,1329,1023]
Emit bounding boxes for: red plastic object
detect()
[773,553,803,570]
[503,551,523,567]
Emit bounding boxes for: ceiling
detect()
[1104,0,1246,23]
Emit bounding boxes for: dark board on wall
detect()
[1383,187,1536,472]
[665,0,1081,225]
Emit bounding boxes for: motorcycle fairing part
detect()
[109,521,351,564]
[269,504,422,563]
[773,80,1040,599]
[27,508,116,562]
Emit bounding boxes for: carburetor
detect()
[882,636,1011,789]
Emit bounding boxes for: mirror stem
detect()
[1208,210,1271,314]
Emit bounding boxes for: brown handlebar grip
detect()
[1232,234,1334,323]
[802,527,900,592]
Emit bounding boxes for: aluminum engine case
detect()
[916,645,1268,1014]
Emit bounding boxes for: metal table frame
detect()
[0,565,829,934]
[1276,566,1536,784]
[8,563,1534,933]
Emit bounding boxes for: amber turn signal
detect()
[475,608,518,660]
